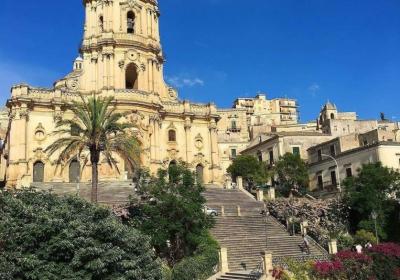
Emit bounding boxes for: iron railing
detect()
[246,260,264,280]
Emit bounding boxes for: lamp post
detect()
[371,210,379,245]
[321,154,341,195]
[263,212,269,251]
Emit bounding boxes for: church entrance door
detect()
[196,164,204,184]
[33,161,44,182]
[69,160,80,183]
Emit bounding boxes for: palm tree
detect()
[45,94,141,203]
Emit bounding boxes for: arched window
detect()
[99,16,104,33]
[125,64,138,89]
[168,130,176,142]
[127,11,135,34]
[330,113,335,119]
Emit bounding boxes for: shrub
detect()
[171,233,219,280]
[354,229,377,246]
[0,188,163,280]
[311,243,400,280]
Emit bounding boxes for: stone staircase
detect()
[204,187,329,274]
[31,180,137,204]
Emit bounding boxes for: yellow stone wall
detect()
[4,0,222,188]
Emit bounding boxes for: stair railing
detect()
[246,260,264,280]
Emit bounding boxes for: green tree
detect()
[0,188,163,280]
[342,161,400,241]
[227,154,269,185]
[127,163,218,271]
[274,152,310,196]
[45,94,141,203]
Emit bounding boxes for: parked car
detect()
[201,205,219,216]
[250,184,271,193]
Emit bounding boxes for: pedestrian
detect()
[351,244,357,252]
[355,243,362,254]
[301,234,310,254]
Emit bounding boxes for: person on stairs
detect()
[301,234,310,254]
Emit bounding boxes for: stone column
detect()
[328,239,338,255]
[220,206,225,217]
[209,120,220,182]
[149,119,156,162]
[226,178,232,189]
[184,118,192,166]
[257,189,264,201]
[109,54,114,88]
[219,247,229,273]
[148,59,153,92]
[267,187,276,200]
[153,61,158,93]
[237,205,241,217]
[154,118,160,162]
[147,9,152,37]
[261,251,273,280]
[300,221,308,236]
[237,176,243,189]
[102,54,108,89]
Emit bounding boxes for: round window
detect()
[35,130,45,141]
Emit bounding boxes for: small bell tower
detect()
[78,0,177,101]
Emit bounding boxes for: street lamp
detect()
[321,154,341,195]
[371,210,379,245]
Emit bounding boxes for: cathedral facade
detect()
[4,0,222,188]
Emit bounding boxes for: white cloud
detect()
[308,83,320,97]
[166,76,204,88]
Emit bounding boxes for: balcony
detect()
[279,102,300,107]
[227,126,241,132]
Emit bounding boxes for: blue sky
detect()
[1,0,399,122]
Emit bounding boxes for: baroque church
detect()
[4,0,222,188]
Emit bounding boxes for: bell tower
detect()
[76,0,177,101]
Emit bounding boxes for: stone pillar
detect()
[219,247,229,273]
[237,205,241,217]
[257,189,264,201]
[328,239,338,255]
[154,119,160,162]
[261,251,273,280]
[300,221,308,236]
[237,176,243,189]
[153,62,158,93]
[102,55,108,89]
[209,121,219,168]
[267,187,275,200]
[184,120,192,166]
[148,59,153,92]
[226,178,232,189]
[150,120,156,162]
[109,54,114,88]
[147,9,152,37]
[221,206,225,217]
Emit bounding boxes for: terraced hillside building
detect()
[4,0,222,188]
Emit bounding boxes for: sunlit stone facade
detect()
[4,0,222,188]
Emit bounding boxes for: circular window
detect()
[35,130,46,141]
[195,139,203,149]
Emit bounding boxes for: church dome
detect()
[75,56,83,62]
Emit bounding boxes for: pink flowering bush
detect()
[310,243,400,280]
